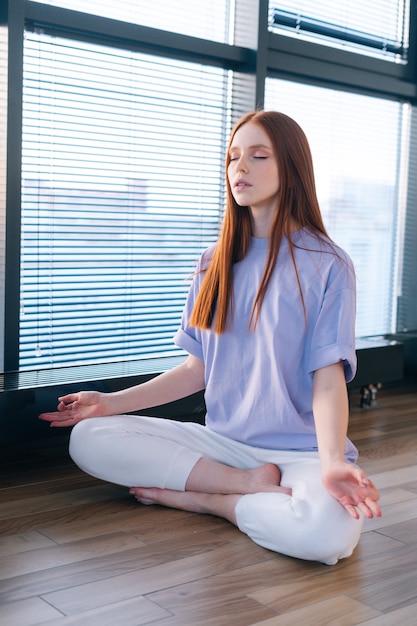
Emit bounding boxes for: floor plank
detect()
[250,595,381,625]
[0,597,63,626]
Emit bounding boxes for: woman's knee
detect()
[69,418,105,472]
[235,491,363,564]
[302,502,363,564]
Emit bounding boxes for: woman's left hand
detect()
[321,462,382,519]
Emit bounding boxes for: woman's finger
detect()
[356,501,374,519]
[365,496,382,518]
[58,393,79,404]
[344,503,360,520]
[50,418,78,428]
[39,410,73,422]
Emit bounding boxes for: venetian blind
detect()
[268,0,409,62]
[20,31,232,370]
[265,78,408,338]
[32,0,233,43]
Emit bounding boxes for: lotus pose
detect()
[40,110,381,565]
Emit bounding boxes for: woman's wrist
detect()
[109,387,142,415]
[320,456,345,474]
[100,390,126,416]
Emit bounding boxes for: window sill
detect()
[0,355,186,393]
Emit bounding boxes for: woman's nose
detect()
[236,157,248,172]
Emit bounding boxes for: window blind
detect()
[32,0,233,44]
[269,0,409,62]
[265,79,407,338]
[20,31,231,370]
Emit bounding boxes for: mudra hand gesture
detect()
[322,461,382,520]
[39,391,107,427]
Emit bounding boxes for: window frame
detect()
[260,9,416,105]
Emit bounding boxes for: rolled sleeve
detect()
[174,327,204,361]
[173,258,206,361]
[308,284,357,383]
[308,343,357,382]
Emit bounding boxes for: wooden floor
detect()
[1,383,417,626]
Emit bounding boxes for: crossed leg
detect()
[129,457,292,524]
[69,417,362,563]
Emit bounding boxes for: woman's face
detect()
[228,121,280,222]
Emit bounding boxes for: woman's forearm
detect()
[106,354,206,415]
[312,361,349,471]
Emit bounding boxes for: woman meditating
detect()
[40,110,381,565]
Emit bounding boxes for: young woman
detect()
[40,110,381,565]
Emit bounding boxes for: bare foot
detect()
[245,463,290,495]
[129,462,292,525]
[129,487,241,524]
[129,461,291,509]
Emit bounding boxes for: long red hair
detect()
[189,110,330,333]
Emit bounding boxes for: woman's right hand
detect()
[39,391,110,427]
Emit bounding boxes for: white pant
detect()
[69,415,363,565]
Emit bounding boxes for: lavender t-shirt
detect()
[174,228,358,462]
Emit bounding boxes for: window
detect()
[265,79,408,337]
[20,31,233,370]
[269,0,410,62]
[2,0,416,378]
